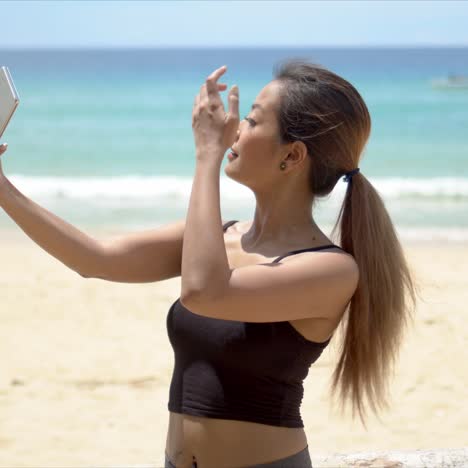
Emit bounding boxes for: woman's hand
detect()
[192,65,240,162]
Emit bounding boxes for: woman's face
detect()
[224,80,289,189]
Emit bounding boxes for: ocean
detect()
[0,47,467,241]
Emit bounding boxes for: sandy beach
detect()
[0,227,466,467]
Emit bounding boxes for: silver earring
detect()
[280,162,287,170]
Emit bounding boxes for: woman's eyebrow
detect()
[251,103,264,111]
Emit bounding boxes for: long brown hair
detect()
[273,58,421,428]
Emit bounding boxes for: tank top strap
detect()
[273,244,345,263]
[222,220,239,232]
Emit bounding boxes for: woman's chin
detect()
[224,163,240,180]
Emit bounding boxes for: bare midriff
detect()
[165,411,308,468]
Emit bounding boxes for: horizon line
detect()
[1,44,468,51]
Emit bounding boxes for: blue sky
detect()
[1,0,468,48]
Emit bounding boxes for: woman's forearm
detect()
[181,158,230,299]
[0,177,106,278]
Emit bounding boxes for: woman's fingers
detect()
[206,66,227,97]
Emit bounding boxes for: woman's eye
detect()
[243,116,256,126]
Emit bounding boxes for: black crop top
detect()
[166,220,344,428]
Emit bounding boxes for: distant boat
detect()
[431,74,468,89]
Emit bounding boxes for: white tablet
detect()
[0,66,20,139]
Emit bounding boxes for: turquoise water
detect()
[0,47,467,240]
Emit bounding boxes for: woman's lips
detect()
[227,152,239,161]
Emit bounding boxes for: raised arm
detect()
[0,144,224,283]
[0,175,187,282]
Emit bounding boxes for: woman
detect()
[0,59,418,468]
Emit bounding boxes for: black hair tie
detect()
[343,167,360,182]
